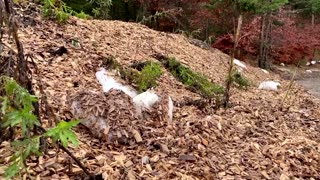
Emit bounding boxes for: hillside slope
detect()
[1,4,320,179]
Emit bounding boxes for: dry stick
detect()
[223,14,243,107]
[28,55,93,177]
[6,54,91,176]
[27,55,59,126]
[4,0,27,88]
[2,0,41,141]
[37,126,93,178]
[164,33,169,57]
[282,60,301,106]
[1,2,92,177]
[27,55,93,177]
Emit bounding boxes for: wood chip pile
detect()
[0,3,319,179]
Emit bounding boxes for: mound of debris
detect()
[68,68,174,146]
[0,2,320,179]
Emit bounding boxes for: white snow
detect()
[233,59,247,69]
[95,68,137,98]
[95,68,174,122]
[133,90,160,117]
[258,81,281,91]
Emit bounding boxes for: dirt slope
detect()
[1,4,320,179]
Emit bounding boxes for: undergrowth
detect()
[136,62,162,92]
[40,0,90,23]
[164,57,224,98]
[230,69,250,89]
[102,57,162,92]
[0,76,80,179]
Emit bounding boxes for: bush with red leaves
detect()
[213,10,320,64]
[136,1,320,64]
[271,13,320,64]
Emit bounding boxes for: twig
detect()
[164,33,169,56]
[37,126,94,178]
[25,56,93,178]
[0,2,93,178]
[27,54,59,126]
[282,59,301,106]
[4,0,28,87]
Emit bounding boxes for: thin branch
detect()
[37,126,94,178]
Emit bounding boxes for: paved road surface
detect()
[296,75,320,98]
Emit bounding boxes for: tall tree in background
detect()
[205,0,256,107]
[256,0,288,69]
[205,0,287,106]
[290,0,320,26]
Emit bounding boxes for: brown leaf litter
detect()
[1,3,320,179]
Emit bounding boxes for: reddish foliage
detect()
[212,16,260,59]
[213,11,320,64]
[136,1,320,64]
[271,12,320,63]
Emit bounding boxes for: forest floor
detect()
[1,3,320,180]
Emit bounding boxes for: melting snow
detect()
[234,59,247,69]
[258,81,281,91]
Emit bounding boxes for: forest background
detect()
[45,0,320,67]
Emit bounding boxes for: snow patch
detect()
[133,90,160,117]
[95,68,174,123]
[95,68,137,98]
[234,59,247,69]
[258,81,281,91]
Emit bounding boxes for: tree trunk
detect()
[265,12,272,68]
[258,13,272,69]
[258,14,266,68]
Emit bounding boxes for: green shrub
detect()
[231,69,250,89]
[0,76,80,179]
[137,62,162,92]
[101,57,162,92]
[165,57,224,98]
[74,11,90,19]
[40,0,90,23]
[90,0,112,19]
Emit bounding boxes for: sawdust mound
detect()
[1,3,319,179]
[68,89,139,145]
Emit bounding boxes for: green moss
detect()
[74,11,90,19]
[230,70,250,89]
[136,62,162,92]
[164,57,224,98]
[101,57,162,92]
[55,10,70,23]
